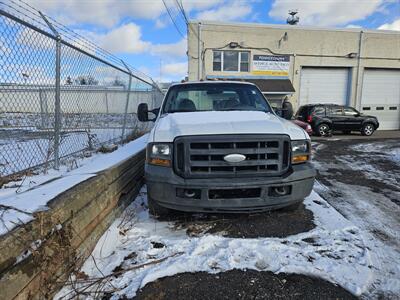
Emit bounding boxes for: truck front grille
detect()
[174,135,291,178]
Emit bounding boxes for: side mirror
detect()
[282,101,293,120]
[138,103,149,122]
[138,103,159,122]
[273,108,283,117]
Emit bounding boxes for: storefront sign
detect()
[252,55,290,76]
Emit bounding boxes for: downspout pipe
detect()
[355,30,364,109]
[198,22,202,80]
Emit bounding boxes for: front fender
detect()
[362,118,379,129]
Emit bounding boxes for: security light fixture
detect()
[287,10,299,25]
[229,42,239,48]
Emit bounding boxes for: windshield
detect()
[162,83,273,114]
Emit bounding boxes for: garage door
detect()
[299,67,349,106]
[360,69,400,130]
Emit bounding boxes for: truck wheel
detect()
[316,123,331,137]
[361,123,375,136]
[148,196,170,218]
[280,202,301,212]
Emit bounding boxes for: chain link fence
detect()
[0,0,164,177]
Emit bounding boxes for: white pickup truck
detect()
[138,81,315,216]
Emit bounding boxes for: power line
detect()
[172,0,203,61]
[162,0,185,38]
[175,0,189,25]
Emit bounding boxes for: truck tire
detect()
[316,123,331,137]
[361,123,375,136]
[148,196,170,218]
[280,201,301,212]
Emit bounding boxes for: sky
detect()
[11,0,400,82]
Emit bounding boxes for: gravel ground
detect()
[133,269,357,300]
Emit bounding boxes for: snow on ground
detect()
[56,187,376,299]
[352,142,400,165]
[0,134,148,236]
[0,127,140,176]
[315,180,400,296]
[312,139,400,298]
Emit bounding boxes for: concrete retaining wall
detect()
[0,149,145,299]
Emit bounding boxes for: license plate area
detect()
[208,188,261,199]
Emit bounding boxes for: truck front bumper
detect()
[145,162,316,213]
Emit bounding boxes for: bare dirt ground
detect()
[133,269,356,300]
[163,203,315,239]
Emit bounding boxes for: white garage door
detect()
[299,67,349,106]
[361,69,400,130]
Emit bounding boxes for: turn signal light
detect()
[149,158,171,167]
[292,155,309,164]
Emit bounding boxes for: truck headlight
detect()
[147,143,172,167]
[291,140,311,164]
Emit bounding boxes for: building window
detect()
[213,51,250,72]
[213,51,222,71]
[240,52,249,72]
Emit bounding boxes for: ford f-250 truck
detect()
[138,81,315,217]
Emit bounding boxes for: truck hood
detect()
[150,111,308,142]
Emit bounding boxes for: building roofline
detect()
[170,80,256,87]
[189,20,400,35]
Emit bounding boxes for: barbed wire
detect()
[0,0,158,88]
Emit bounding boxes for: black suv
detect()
[295,104,379,136]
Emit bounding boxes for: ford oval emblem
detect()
[223,153,246,163]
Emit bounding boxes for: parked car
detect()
[291,118,313,135]
[295,104,379,137]
[137,81,315,216]
[272,103,312,135]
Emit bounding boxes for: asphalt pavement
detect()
[311,130,400,141]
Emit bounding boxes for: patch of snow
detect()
[0,134,148,236]
[351,141,400,165]
[314,179,400,297]
[56,187,377,299]
[335,155,399,188]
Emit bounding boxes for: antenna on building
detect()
[287,10,299,25]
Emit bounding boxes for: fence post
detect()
[105,88,109,114]
[54,36,61,169]
[121,60,132,141]
[39,11,61,169]
[39,88,45,129]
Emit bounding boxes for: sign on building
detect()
[252,55,290,76]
